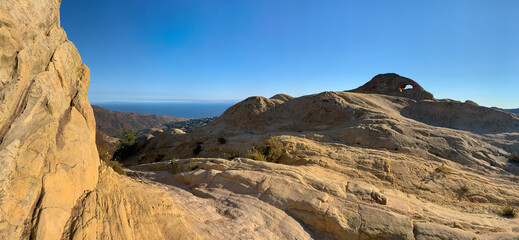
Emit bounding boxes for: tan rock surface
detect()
[0,1,197,239]
[2,0,519,239]
[0,0,99,238]
[126,77,519,238]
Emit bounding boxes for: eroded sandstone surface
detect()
[127,80,519,238]
[0,1,195,239]
[1,1,519,240]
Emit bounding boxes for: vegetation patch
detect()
[105,159,126,175]
[215,148,240,160]
[460,185,470,194]
[96,130,125,175]
[112,129,137,160]
[509,152,519,164]
[187,161,199,171]
[247,137,287,163]
[436,163,450,175]
[498,205,517,218]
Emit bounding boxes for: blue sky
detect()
[61,0,519,108]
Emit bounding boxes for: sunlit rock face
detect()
[0,0,99,238]
[0,1,201,240]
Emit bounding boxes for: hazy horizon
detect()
[61,1,519,108]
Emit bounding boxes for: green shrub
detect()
[112,129,137,160]
[120,129,136,147]
[97,134,124,175]
[227,151,240,160]
[247,148,267,162]
[104,159,125,175]
[187,161,199,171]
[509,152,519,164]
[247,137,287,163]
[99,151,112,162]
[499,205,517,218]
[215,148,240,160]
[436,164,450,175]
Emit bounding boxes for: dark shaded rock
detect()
[349,73,434,101]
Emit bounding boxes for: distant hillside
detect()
[503,108,519,114]
[491,107,519,115]
[93,105,187,137]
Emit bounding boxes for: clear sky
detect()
[61,0,519,108]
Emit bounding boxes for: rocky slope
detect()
[1,1,519,240]
[92,105,186,137]
[126,74,519,239]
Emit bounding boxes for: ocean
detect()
[94,101,237,119]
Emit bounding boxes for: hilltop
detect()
[92,105,187,137]
[125,73,519,239]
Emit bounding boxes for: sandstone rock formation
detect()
[2,0,519,239]
[127,79,519,238]
[0,0,99,237]
[0,1,196,239]
[350,73,434,101]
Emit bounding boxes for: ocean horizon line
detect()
[90,100,241,105]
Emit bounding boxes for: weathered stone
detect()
[349,73,434,101]
[414,222,477,240]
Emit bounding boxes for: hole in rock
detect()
[399,84,414,92]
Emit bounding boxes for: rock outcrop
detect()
[126,77,519,238]
[0,0,99,238]
[350,73,434,101]
[0,1,196,239]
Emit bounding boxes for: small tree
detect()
[120,129,136,147]
[113,129,137,161]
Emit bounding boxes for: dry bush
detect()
[247,137,287,163]
[436,163,450,175]
[499,205,517,218]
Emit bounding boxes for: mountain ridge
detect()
[92,105,187,137]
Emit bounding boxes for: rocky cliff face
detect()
[0,0,99,238]
[0,1,196,239]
